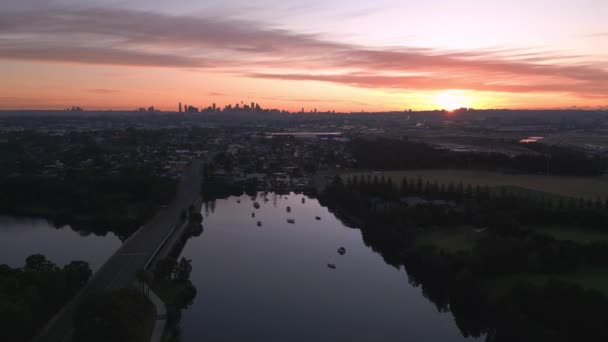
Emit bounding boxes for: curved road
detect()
[34,159,203,342]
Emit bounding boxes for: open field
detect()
[415,225,608,253]
[414,226,477,253]
[489,268,608,298]
[415,228,608,296]
[345,169,608,200]
[544,134,608,150]
[530,226,608,244]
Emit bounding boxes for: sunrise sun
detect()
[434,91,470,111]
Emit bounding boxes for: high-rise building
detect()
[179,102,182,113]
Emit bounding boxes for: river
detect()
[0,216,121,271]
[178,193,477,341]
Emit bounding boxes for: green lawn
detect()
[530,226,608,244]
[414,226,477,253]
[488,268,608,298]
[346,169,608,200]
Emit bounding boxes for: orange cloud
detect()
[0,4,606,108]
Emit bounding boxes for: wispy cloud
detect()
[88,88,120,94]
[0,4,606,99]
[0,43,210,68]
[587,32,608,38]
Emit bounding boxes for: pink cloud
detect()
[0,4,606,99]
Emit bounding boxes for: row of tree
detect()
[319,176,608,341]
[351,138,607,176]
[0,255,92,342]
[344,174,608,229]
[0,170,176,240]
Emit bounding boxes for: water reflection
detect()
[0,216,121,271]
[179,193,477,342]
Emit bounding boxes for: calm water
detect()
[180,193,476,342]
[0,216,121,271]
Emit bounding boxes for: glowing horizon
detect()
[0,0,607,111]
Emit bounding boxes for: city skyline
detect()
[1,0,607,111]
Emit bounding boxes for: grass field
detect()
[346,169,608,200]
[530,226,608,244]
[414,226,477,253]
[415,229,608,296]
[545,134,608,148]
[489,268,608,297]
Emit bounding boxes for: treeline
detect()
[351,138,606,176]
[0,255,92,342]
[344,174,608,229]
[319,177,608,341]
[201,163,258,201]
[149,256,197,342]
[402,245,608,341]
[0,171,176,240]
[74,288,154,342]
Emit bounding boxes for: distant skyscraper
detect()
[179,102,182,113]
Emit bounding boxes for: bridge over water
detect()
[34,159,203,342]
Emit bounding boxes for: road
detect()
[34,159,203,342]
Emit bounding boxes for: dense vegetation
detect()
[0,130,178,239]
[340,174,608,229]
[351,137,607,176]
[150,257,198,342]
[201,162,259,201]
[0,255,92,342]
[73,288,155,342]
[0,172,176,239]
[320,176,608,341]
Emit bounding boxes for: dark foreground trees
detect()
[0,255,92,342]
[74,288,155,342]
[320,176,608,341]
[351,137,606,176]
[150,257,197,342]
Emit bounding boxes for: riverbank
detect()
[0,174,177,240]
[345,169,608,200]
[175,192,472,341]
[319,177,608,340]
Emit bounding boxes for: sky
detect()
[0,0,607,111]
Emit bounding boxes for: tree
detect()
[24,254,58,273]
[174,258,193,282]
[63,261,92,294]
[153,258,177,280]
[0,256,92,342]
[74,288,155,342]
[424,180,432,195]
[400,177,409,195]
